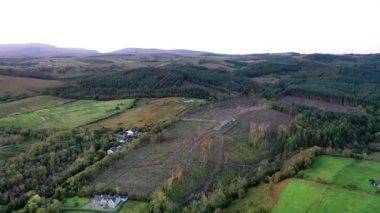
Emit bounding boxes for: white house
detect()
[92,195,128,209]
[107,196,121,208]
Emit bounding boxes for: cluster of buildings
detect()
[92,195,128,209]
[107,128,141,154]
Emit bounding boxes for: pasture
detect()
[86,97,196,129]
[0,95,70,117]
[304,155,380,192]
[0,75,63,97]
[272,180,380,213]
[0,99,134,129]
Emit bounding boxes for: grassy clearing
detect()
[0,99,134,129]
[62,197,90,207]
[0,75,63,97]
[86,98,198,129]
[304,155,380,192]
[0,95,70,117]
[272,180,380,213]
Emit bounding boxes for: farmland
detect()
[0,99,134,129]
[226,155,380,212]
[0,95,71,117]
[272,180,380,213]
[0,75,63,98]
[303,155,380,192]
[86,97,198,129]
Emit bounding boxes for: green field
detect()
[304,155,380,192]
[86,97,197,129]
[0,95,71,117]
[63,197,90,207]
[272,180,380,213]
[0,99,134,129]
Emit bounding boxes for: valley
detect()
[0,52,379,213]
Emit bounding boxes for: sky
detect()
[0,0,380,54]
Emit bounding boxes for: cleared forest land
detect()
[0,75,63,97]
[86,97,294,202]
[92,120,215,195]
[281,95,360,114]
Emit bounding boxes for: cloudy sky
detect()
[0,0,379,54]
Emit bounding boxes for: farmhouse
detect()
[373,180,380,187]
[92,195,128,209]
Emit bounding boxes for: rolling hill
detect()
[109,47,210,56]
[0,43,99,57]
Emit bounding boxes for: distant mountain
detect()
[0,43,100,57]
[109,48,210,56]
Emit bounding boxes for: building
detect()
[373,180,380,187]
[92,195,128,209]
[107,146,121,154]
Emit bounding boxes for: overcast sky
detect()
[0,0,379,54]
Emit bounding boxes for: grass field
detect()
[0,75,63,97]
[86,97,199,129]
[63,197,90,207]
[0,99,134,129]
[226,179,293,213]
[272,180,380,213]
[304,155,380,192]
[0,95,71,117]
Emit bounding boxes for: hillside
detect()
[0,52,379,213]
[109,48,210,56]
[0,43,99,57]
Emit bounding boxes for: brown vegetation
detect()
[0,75,63,97]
